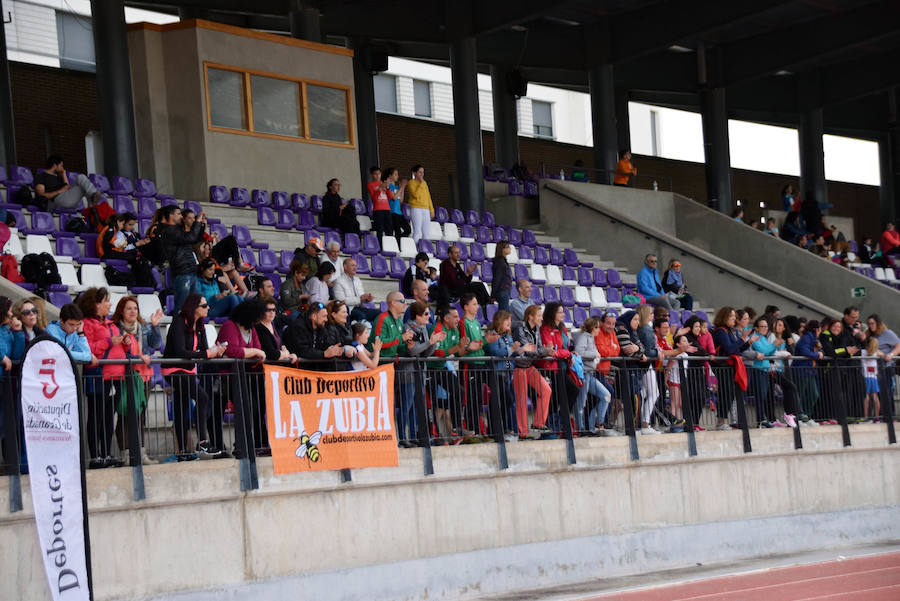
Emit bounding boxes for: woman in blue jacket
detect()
[794,320,824,419]
[711,306,750,431]
[749,318,778,427]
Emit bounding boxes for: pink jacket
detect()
[83,316,126,379]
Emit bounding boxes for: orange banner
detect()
[263,363,398,474]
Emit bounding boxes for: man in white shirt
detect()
[332,257,381,323]
[321,240,344,273]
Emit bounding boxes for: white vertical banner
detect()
[21,338,90,601]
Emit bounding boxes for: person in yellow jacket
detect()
[613,149,637,186]
[406,164,435,244]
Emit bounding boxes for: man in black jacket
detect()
[282,303,344,366]
[158,205,207,315]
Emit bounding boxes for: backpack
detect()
[104,264,135,287]
[21,252,61,288]
[82,201,114,233]
[14,185,34,206]
[64,214,89,234]
[0,253,24,283]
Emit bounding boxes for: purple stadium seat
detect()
[279,250,293,274]
[508,229,522,247]
[31,211,57,236]
[135,178,157,198]
[486,304,498,323]
[276,209,295,230]
[402,204,410,220]
[849,240,858,254]
[435,240,450,260]
[476,226,493,244]
[210,223,228,241]
[522,229,537,247]
[390,256,407,279]
[310,195,323,213]
[267,274,283,295]
[271,191,290,210]
[492,227,507,242]
[111,195,134,215]
[137,218,150,236]
[350,198,366,215]
[370,255,389,278]
[417,239,435,255]
[362,232,381,256]
[544,286,560,304]
[8,208,26,231]
[459,225,475,241]
[258,249,278,272]
[240,248,257,268]
[49,291,72,308]
[450,209,465,225]
[469,242,485,262]
[530,285,543,304]
[210,185,228,203]
[251,189,270,207]
[681,310,693,324]
[258,207,277,227]
[159,197,178,208]
[353,253,370,275]
[434,206,449,224]
[478,260,491,283]
[696,310,709,324]
[482,212,495,227]
[564,249,580,267]
[572,307,587,328]
[560,287,576,307]
[6,166,33,204]
[292,193,309,210]
[324,231,341,249]
[184,200,202,215]
[457,243,468,261]
[0,165,7,184]
[606,287,622,304]
[534,246,549,265]
[232,225,252,247]
[562,265,577,283]
[549,248,564,266]
[465,210,480,226]
[110,176,134,196]
[593,268,608,287]
[296,210,315,230]
[56,237,81,260]
[514,264,529,282]
[507,180,523,196]
[88,174,110,193]
[578,268,593,287]
[81,234,101,264]
[230,188,250,207]
[607,269,623,287]
[589,307,605,319]
[137,197,157,218]
[343,233,362,254]
[518,245,533,262]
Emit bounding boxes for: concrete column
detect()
[881,88,900,226]
[700,86,733,213]
[799,107,827,208]
[0,0,16,165]
[588,64,617,184]
[490,65,519,170]
[289,1,321,43]
[615,86,631,155]
[91,0,138,179]
[450,37,484,212]
[352,43,379,198]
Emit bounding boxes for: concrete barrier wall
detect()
[3,426,898,601]
[539,182,837,314]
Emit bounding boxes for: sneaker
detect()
[716,423,732,431]
[640,427,661,435]
[160,454,178,464]
[104,456,125,468]
[526,430,542,440]
[675,418,686,427]
[772,420,787,428]
[176,452,199,462]
[758,421,773,429]
[693,425,706,432]
[540,432,560,440]
[605,429,625,436]
[255,447,272,456]
[799,414,810,422]
[784,414,797,428]
[504,433,518,442]
[88,458,106,469]
[808,419,820,426]
[197,440,216,457]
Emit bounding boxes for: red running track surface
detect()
[582,551,900,601]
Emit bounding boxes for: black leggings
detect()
[392,213,411,243]
[87,378,120,459]
[211,235,242,267]
[167,373,209,453]
[373,210,392,248]
[771,371,800,416]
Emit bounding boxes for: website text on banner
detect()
[264,363,398,474]
[21,338,91,601]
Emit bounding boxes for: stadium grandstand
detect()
[1,1,899,601]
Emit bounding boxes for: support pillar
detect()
[799,107,828,208]
[289,1,321,43]
[450,37,484,212]
[700,87,732,214]
[352,43,379,198]
[490,65,519,170]
[0,0,16,165]
[615,86,631,155]
[880,88,899,226]
[91,0,138,179]
[588,64,618,184]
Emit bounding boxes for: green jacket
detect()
[368,312,404,358]
[430,320,460,370]
[463,317,486,365]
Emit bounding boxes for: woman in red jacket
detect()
[538,302,578,437]
[76,287,126,468]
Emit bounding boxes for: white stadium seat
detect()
[381,236,400,255]
[575,286,591,306]
[546,265,562,286]
[3,228,24,259]
[25,235,71,263]
[590,286,607,307]
[426,221,443,241]
[443,223,460,242]
[399,237,417,258]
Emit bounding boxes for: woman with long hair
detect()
[163,293,226,460]
[614,309,649,434]
[538,302,575,438]
[384,167,411,244]
[255,296,298,364]
[485,309,522,438]
[512,304,551,439]
[573,317,613,435]
[12,296,47,343]
[710,306,751,430]
[406,164,435,244]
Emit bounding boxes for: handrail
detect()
[540,162,674,192]
[542,180,839,316]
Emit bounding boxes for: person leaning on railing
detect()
[400,301,444,446]
[793,320,824,422]
[484,310,522,441]
[283,302,346,365]
[322,300,354,371]
[511,304,552,440]
[255,296,299,365]
[573,317,613,436]
[538,302,575,439]
[461,293,498,437]
[162,293,227,461]
[710,306,751,431]
[429,307,468,441]
[46,303,92,362]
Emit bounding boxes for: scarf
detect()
[117,320,142,355]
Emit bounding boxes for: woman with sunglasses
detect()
[399,301,444,444]
[255,295,298,364]
[163,293,227,460]
[12,296,47,343]
[323,300,355,370]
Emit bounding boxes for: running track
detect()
[580,552,900,601]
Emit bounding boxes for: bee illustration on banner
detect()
[295,431,323,465]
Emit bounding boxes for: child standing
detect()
[861,337,883,421]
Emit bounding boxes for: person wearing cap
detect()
[662,259,693,311]
[293,236,324,279]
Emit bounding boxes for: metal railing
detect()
[540,162,674,192]
[2,353,896,508]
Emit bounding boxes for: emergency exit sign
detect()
[851,287,867,298]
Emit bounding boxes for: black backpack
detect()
[14,185,34,206]
[21,252,61,288]
[104,264,136,287]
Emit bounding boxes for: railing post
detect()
[4,372,22,512]
[413,359,434,476]
[554,358,576,465]
[828,365,851,447]
[733,368,752,453]
[619,359,639,461]
[679,361,698,457]
[123,361,145,501]
[487,362,509,470]
[232,360,259,491]
[878,358,896,445]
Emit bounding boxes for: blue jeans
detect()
[495,289,510,312]
[171,273,197,316]
[576,373,611,431]
[209,293,241,318]
[397,371,417,441]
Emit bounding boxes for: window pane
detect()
[207,68,246,130]
[307,84,350,144]
[57,12,96,72]
[251,75,301,137]
[414,80,431,117]
[374,75,397,113]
